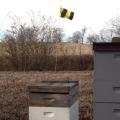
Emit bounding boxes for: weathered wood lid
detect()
[28,80,79,107]
[28,80,78,94]
[93,42,120,52]
[93,37,120,52]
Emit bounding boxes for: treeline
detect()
[0,13,94,71]
[0,55,93,71]
[0,42,93,71]
[1,13,120,71]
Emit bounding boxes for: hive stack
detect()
[28,80,79,120]
[93,40,120,120]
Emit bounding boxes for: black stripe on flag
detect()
[61,8,67,18]
[69,12,74,20]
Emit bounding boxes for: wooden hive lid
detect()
[28,80,79,94]
[93,37,120,52]
[93,42,120,52]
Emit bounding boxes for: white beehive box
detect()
[28,80,79,120]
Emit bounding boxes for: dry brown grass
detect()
[0,42,93,71]
[0,71,93,120]
[0,42,92,57]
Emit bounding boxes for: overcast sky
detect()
[0,0,120,37]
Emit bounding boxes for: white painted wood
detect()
[29,100,79,120]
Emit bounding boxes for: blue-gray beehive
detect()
[93,38,120,120]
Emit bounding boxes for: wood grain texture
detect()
[93,42,120,52]
[29,80,79,107]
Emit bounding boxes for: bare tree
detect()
[110,16,120,36]
[68,31,81,43]
[80,27,87,44]
[99,28,113,42]
[51,27,65,43]
[97,16,120,42]
[67,27,87,44]
[87,34,100,44]
[3,13,64,71]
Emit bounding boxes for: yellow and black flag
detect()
[60,7,74,20]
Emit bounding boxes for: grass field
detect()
[0,71,93,120]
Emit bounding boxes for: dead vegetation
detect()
[0,14,93,71]
[0,41,93,71]
[0,71,93,120]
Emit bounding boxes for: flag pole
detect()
[54,0,61,72]
[59,0,61,27]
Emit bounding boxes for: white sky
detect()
[0,0,120,36]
